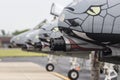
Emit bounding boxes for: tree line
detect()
[0,29,29,36]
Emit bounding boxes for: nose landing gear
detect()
[46,55,56,72]
[68,57,80,80]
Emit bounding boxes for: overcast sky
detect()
[0,0,72,34]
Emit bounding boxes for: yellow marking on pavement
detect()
[52,72,70,80]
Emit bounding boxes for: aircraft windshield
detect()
[71,0,82,6]
[51,3,64,16]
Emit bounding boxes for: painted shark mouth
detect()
[59,0,120,34]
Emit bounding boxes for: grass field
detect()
[0,48,47,57]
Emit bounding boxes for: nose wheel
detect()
[68,69,79,80]
[46,63,55,72]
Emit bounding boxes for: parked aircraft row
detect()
[10,0,120,80]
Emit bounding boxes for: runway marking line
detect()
[52,72,70,80]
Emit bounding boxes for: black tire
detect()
[68,69,79,80]
[102,48,112,57]
[46,63,54,72]
[100,69,103,74]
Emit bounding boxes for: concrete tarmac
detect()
[1,57,120,80]
[0,62,64,80]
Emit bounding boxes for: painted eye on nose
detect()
[65,7,75,11]
[86,6,101,16]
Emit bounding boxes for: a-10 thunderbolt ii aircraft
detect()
[10,1,120,79]
[22,17,92,80]
[56,0,120,63]
[47,0,120,80]
[10,18,62,51]
[9,19,47,48]
[23,18,63,51]
[21,29,42,51]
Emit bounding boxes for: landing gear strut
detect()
[104,63,118,80]
[46,55,55,72]
[68,57,80,80]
